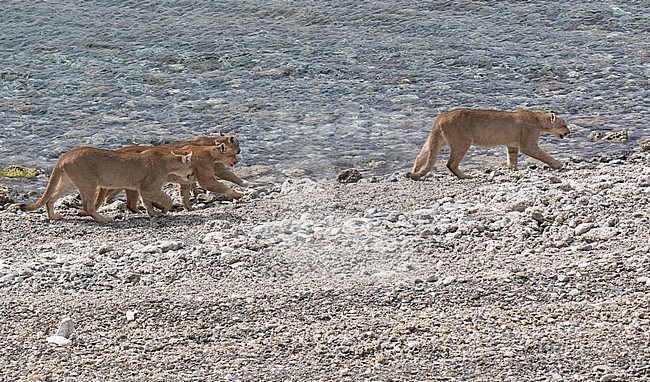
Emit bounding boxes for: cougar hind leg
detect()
[506,146,519,170]
[444,135,472,179]
[139,188,173,217]
[78,185,112,222]
[45,177,75,220]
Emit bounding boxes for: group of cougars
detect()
[20,108,570,222]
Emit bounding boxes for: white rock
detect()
[442,276,456,285]
[0,274,15,283]
[158,241,183,252]
[46,335,71,346]
[131,242,144,251]
[140,244,162,254]
[574,223,594,236]
[585,227,619,240]
[280,178,320,195]
[369,271,397,279]
[126,310,136,321]
[203,232,222,243]
[601,374,618,382]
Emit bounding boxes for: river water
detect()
[1,1,648,192]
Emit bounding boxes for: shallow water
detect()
[1,1,648,191]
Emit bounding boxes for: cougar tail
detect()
[406,126,445,180]
[19,165,63,212]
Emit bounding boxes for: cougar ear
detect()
[228,136,235,143]
[214,139,220,145]
[550,111,557,123]
[172,151,192,163]
[219,143,226,153]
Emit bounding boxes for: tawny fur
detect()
[161,135,248,189]
[407,109,570,180]
[20,147,194,222]
[98,144,240,213]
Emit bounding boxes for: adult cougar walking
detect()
[407,109,570,179]
[20,147,193,222]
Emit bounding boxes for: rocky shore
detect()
[0,150,648,381]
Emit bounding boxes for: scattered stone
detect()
[593,365,609,373]
[46,335,71,346]
[587,130,627,142]
[98,246,114,255]
[600,374,618,382]
[425,275,438,283]
[0,137,648,380]
[259,65,293,78]
[56,317,74,338]
[159,240,183,252]
[280,178,320,194]
[530,212,545,223]
[640,139,650,151]
[140,245,163,255]
[442,276,456,285]
[336,168,363,184]
[45,317,74,346]
[583,227,619,241]
[0,184,14,204]
[509,203,528,213]
[574,223,594,236]
[0,274,15,284]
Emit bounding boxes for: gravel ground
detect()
[1,149,649,381]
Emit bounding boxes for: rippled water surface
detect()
[1,1,648,190]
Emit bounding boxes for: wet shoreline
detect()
[1,1,647,192]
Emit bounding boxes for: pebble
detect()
[574,223,594,236]
[139,245,163,255]
[97,246,113,255]
[442,276,456,285]
[336,168,363,184]
[584,227,619,240]
[600,374,618,382]
[0,274,15,284]
[56,317,74,338]
[46,335,71,346]
[158,241,183,252]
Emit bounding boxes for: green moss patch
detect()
[0,165,38,178]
